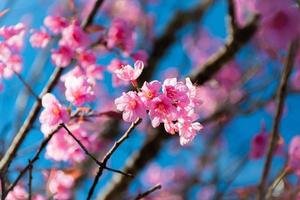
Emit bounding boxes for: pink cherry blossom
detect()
[0,23,26,51]
[250,126,268,159]
[39,93,70,135]
[44,15,68,34]
[107,18,136,55]
[177,111,203,145]
[0,23,25,39]
[30,28,51,48]
[46,124,97,162]
[64,75,95,106]
[107,59,129,86]
[51,45,74,67]
[288,136,300,176]
[114,60,144,82]
[115,91,146,122]
[162,78,189,107]
[6,185,28,200]
[139,80,161,105]
[131,50,148,64]
[148,94,176,128]
[60,21,89,48]
[77,49,97,67]
[47,170,75,200]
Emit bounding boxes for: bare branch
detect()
[135,184,162,200]
[61,124,133,177]
[13,71,40,102]
[138,0,215,84]
[257,39,300,200]
[87,118,141,200]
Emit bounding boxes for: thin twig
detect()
[135,184,162,200]
[14,71,40,101]
[4,125,61,197]
[257,39,299,200]
[86,118,141,200]
[81,0,105,29]
[61,124,133,177]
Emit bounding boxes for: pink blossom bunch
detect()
[46,124,97,163]
[0,23,25,88]
[107,18,136,55]
[47,170,75,199]
[39,93,70,135]
[29,28,51,48]
[115,77,204,145]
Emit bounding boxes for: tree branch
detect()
[87,118,141,200]
[190,15,259,84]
[138,0,215,84]
[61,124,132,177]
[257,39,299,200]
[135,184,162,200]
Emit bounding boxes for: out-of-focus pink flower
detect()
[292,70,300,90]
[131,50,148,64]
[60,21,89,48]
[234,0,255,26]
[30,28,51,48]
[39,93,69,135]
[44,15,68,34]
[197,185,216,200]
[258,7,300,50]
[250,125,268,159]
[177,118,203,146]
[0,23,25,51]
[107,59,129,86]
[0,23,25,39]
[47,170,75,200]
[46,124,97,162]
[6,185,28,200]
[115,91,146,122]
[148,94,176,128]
[64,75,95,106]
[103,0,143,25]
[115,60,144,82]
[77,49,96,67]
[288,136,300,176]
[250,123,284,159]
[107,18,136,55]
[51,45,74,67]
[139,80,161,106]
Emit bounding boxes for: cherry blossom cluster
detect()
[0,23,26,90]
[114,62,203,145]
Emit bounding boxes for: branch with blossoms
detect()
[1,0,300,199]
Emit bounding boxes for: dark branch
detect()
[190,15,259,84]
[61,124,132,177]
[135,184,162,200]
[87,118,141,200]
[138,0,214,84]
[257,39,299,200]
